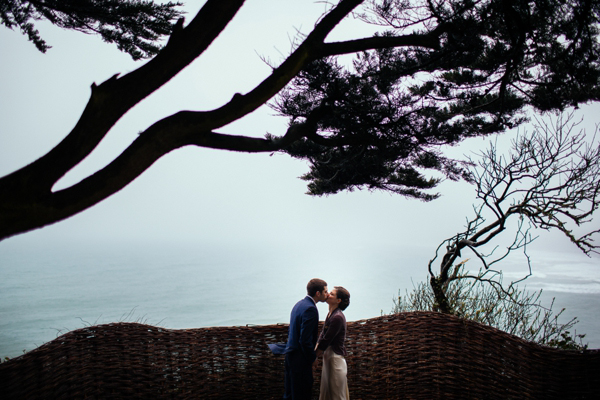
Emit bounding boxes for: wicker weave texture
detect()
[1,312,598,399]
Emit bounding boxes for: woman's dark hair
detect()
[307,278,327,297]
[335,286,350,311]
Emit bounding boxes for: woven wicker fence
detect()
[1,311,598,399]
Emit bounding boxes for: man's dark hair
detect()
[335,286,350,311]
[307,278,327,297]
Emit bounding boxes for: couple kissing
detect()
[270,278,350,400]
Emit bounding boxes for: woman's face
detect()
[326,289,340,306]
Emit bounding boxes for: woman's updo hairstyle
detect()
[335,286,350,311]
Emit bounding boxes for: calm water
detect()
[1,241,598,359]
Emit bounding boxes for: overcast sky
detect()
[1,1,599,293]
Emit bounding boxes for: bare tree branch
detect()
[428,112,600,313]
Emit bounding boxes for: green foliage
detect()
[274,0,600,198]
[0,0,183,59]
[1,349,27,363]
[392,264,588,350]
[548,331,588,351]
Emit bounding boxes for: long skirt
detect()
[319,347,349,400]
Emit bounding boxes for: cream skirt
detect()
[319,347,349,400]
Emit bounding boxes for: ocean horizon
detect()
[1,240,598,359]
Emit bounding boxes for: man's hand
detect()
[312,348,323,372]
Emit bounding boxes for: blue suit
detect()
[284,295,319,400]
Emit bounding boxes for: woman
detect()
[315,286,351,400]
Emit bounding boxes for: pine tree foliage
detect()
[274,0,600,198]
[1,0,599,240]
[0,0,183,59]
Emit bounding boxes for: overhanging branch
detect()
[316,32,441,57]
[1,0,247,194]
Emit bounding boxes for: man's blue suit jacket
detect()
[284,295,319,364]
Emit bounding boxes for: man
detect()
[284,278,329,400]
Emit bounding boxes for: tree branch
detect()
[428,112,600,314]
[316,32,441,58]
[1,0,246,194]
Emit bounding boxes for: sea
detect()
[1,240,599,359]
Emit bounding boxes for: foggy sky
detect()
[1,0,599,315]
